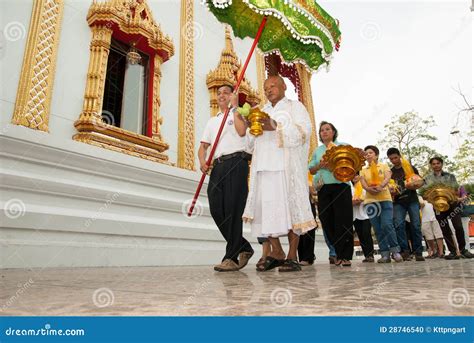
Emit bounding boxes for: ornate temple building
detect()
[1,0,323,268]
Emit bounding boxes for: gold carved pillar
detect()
[152,55,163,141]
[177,0,195,170]
[12,0,64,131]
[255,51,266,106]
[296,64,318,155]
[77,26,113,124]
[208,88,219,117]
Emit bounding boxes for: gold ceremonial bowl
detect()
[247,108,269,136]
[424,185,458,212]
[322,145,366,182]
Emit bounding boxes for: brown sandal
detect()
[341,259,352,267]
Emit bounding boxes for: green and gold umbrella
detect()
[189,0,341,215]
[204,0,341,72]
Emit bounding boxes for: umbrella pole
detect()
[188,16,268,217]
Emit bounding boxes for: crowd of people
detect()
[198,76,473,273]
[309,143,473,267]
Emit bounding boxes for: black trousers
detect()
[207,156,253,263]
[435,203,466,254]
[353,219,374,258]
[298,229,316,262]
[317,183,354,260]
[404,220,414,254]
[298,202,317,262]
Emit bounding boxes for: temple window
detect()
[73,0,174,164]
[103,38,150,135]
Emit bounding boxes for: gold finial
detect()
[225,25,233,50]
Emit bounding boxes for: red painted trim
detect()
[95,21,170,61]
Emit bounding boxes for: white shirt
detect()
[200,110,248,159]
[351,184,369,221]
[252,98,298,172]
[419,196,436,222]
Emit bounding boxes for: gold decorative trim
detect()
[73,120,168,151]
[277,124,284,148]
[74,132,171,165]
[73,0,174,164]
[255,50,266,105]
[242,216,253,223]
[243,217,316,231]
[77,25,113,123]
[206,26,261,116]
[12,0,64,131]
[152,55,164,141]
[86,1,174,57]
[296,64,318,157]
[292,219,317,230]
[295,123,306,145]
[177,0,195,170]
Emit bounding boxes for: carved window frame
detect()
[73,0,174,164]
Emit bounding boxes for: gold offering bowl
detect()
[247,108,269,136]
[322,145,366,182]
[424,185,458,212]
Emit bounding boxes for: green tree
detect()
[377,111,451,174]
[450,130,474,184]
[450,87,473,184]
[408,146,453,177]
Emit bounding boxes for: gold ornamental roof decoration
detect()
[87,0,174,61]
[322,145,366,182]
[206,26,261,106]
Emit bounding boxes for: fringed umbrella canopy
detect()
[203,0,341,72]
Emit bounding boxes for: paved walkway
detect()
[1,259,472,316]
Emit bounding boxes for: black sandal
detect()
[278,259,302,272]
[255,257,266,270]
[257,256,285,271]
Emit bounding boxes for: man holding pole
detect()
[198,84,254,272]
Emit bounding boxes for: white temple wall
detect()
[48,1,92,141]
[0,1,330,269]
[149,0,181,164]
[0,0,33,129]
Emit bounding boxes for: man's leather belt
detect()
[213,151,252,166]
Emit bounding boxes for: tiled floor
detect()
[1,259,472,316]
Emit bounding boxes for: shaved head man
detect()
[243,75,315,272]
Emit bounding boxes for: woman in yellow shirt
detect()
[360,145,402,263]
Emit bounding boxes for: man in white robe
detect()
[242,75,315,272]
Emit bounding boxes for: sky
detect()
[294,0,473,160]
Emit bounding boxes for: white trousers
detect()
[250,171,292,238]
